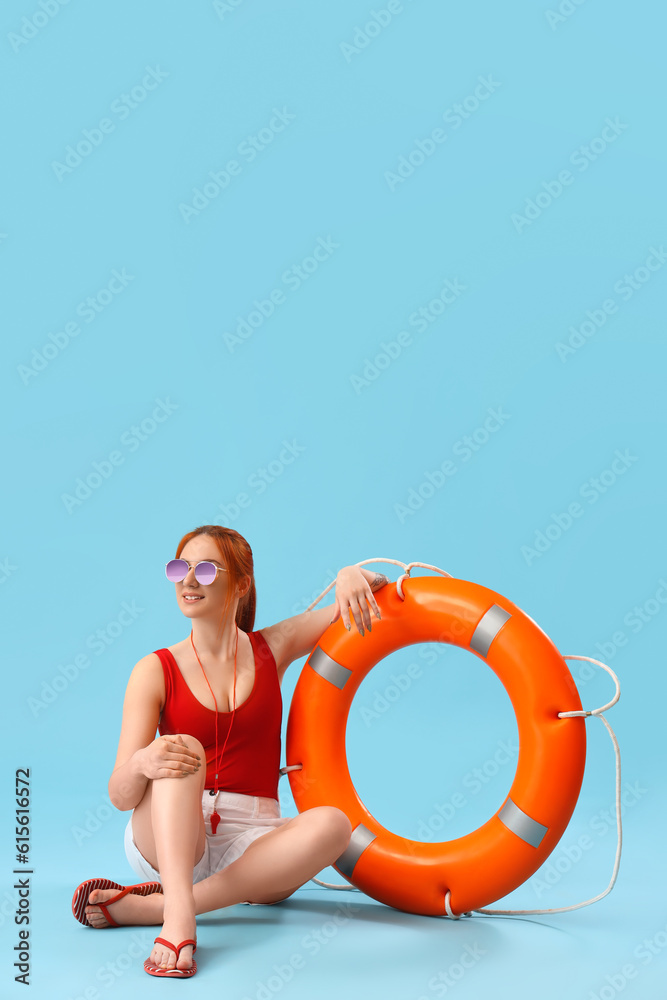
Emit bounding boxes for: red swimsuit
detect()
[153,630,282,801]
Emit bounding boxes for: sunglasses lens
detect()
[194,562,217,585]
[166,559,188,582]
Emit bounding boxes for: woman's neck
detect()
[189,617,242,662]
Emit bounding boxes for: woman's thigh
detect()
[130,736,208,873]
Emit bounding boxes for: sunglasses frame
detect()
[165,559,229,585]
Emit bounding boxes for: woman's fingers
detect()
[167,738,200,763]
[345,594,367,634]
[154,741,201,775]
[360,592,375,630]
[341,591,380,634]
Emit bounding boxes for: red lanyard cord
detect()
[189,626,238,834]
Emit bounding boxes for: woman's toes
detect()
[176,945,194,971]
[84,888,124,928]
[149,938,194,971]
[152,943,176,970]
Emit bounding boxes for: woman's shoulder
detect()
[251,627,280,669]
[123,651,168,714]
[127,649,169,685]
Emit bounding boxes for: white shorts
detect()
[124,788,294,898]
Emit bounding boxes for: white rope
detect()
[447,655,623,918]
[301,558,454,612]
[280,562,623,914]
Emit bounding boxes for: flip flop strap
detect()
[153,937,197,957]
[97,885,134,927]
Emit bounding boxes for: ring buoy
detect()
[286,575,586,916]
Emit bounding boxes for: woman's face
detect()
[175,536,236,620]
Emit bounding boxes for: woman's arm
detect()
[261,564,390,680]
[358,566,390,592]
[107,655,164,811]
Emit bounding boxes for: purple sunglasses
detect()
[165,559,228,585]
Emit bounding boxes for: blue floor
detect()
[3,0,666,997]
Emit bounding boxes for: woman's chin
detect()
[180,601,204,615]
[179,599,216,618]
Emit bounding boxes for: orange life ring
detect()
[285,575,587,916]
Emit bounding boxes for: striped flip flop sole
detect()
[72,878,163,927]
[143,959,197,978]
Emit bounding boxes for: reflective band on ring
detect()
[469,604,512,657]
[308,645,353,689]
[335,823,376,878]
[498,798,548,848]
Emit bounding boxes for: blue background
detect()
[2,0,665,997]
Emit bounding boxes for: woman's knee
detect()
[173,733,206,758]
[308,806,352,849]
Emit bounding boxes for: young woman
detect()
[71,524,386,978]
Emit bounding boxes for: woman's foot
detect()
[85,887,162,928]
[148,897,196,973]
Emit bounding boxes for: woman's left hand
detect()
[330,566,382,635]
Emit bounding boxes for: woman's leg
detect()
[87,805,352,923]
[194,805,353,910]
[88,733,207,973]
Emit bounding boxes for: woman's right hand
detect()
[137,734,202,780]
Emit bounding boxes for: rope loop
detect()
[444,892,472,919]
[302,557,454,612]
[557,655,621,717]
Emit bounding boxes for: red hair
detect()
[175,525,256,635]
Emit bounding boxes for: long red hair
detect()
[174,525,256,635]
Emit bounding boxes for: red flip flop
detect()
[71,877,163,927]
[144,937,197,978]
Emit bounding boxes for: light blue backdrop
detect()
[2,1,665,998]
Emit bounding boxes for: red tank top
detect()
[153,630,282,801]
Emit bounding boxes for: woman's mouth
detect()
[183,595,204,602]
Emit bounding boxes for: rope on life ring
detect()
[278,557,622,919]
